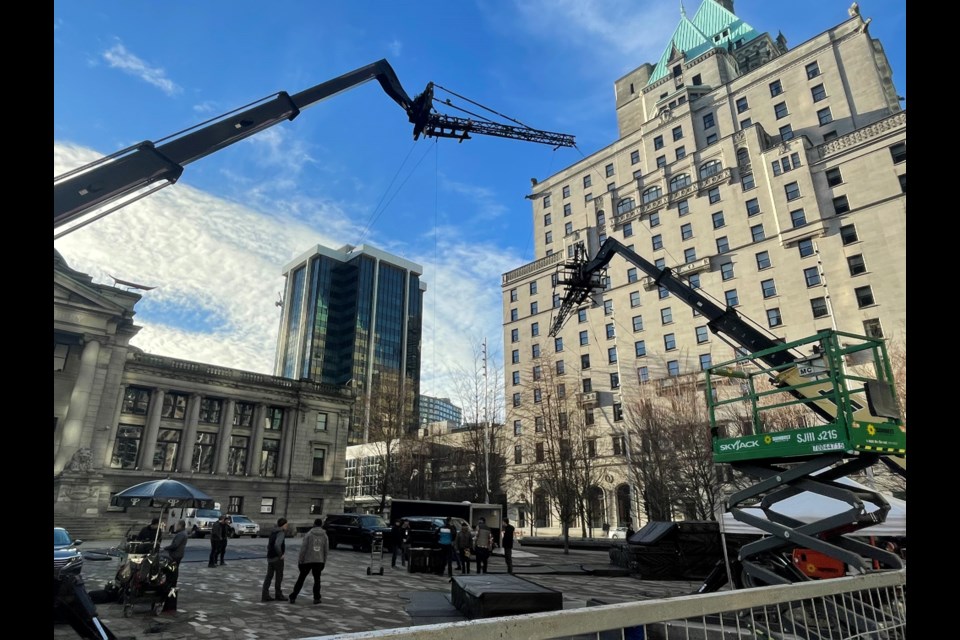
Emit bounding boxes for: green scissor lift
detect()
[706,329,905,587]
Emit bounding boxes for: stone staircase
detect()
[55,514,140,543]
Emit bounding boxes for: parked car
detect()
[54,526,84,575]
[403,516,471,548]
[608,526,629,539]
[226,514,260,538]
[322,514,392,552]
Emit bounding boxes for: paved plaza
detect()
[55,536,699,639]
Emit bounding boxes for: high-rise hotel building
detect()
[501,1,905,534]
[275,244,426,444]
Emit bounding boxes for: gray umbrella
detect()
[110,477,215,509]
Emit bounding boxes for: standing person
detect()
[625,518,636,540]
[400,519,412,568]
[261,517,290,602]
[437,518,456,577]
[474,518,493,574]
[454,522,473,574]
[209,515,229,567]
[501,517,516,574]
[289,518,329,605]
[136,517,162,551]
[390,519,404,569]
[161,520,188,613]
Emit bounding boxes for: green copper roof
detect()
[647,0,761,85]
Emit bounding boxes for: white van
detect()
[167,505,222,538]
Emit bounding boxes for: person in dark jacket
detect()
[209,515,229,567]
[136,517,162,551]
[288,518,329,605]
[390,519,404,568]
[501,517,516,574]
[261,518,289,602]
[161,520,188,612]
[454,522,474,574]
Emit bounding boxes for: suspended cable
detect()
[433,84,533,130]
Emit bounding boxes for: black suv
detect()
[322,514,392,552]
[403,516,470,548]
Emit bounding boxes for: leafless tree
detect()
[363,369,419,513]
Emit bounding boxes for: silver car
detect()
[54,526,83,574]
[226,514,260,538]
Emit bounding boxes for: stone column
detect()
[215,399,235,475]
[248,404,266,476]
[138,388,166,471]
[54,337,101,474]
[178,394,201,473]
[278,406,298,478]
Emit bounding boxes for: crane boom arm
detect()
[54,59,575,230]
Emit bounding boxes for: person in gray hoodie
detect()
[288,518,330,605]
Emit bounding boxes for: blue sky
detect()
[53,0,906,406]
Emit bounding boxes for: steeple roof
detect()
[647,0,760,85]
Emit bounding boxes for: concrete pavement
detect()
[55,536,700,640]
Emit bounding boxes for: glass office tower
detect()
[275,244,425,442]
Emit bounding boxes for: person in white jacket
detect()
[288,518,330,605]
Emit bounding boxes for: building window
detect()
[817,107,833,126]
[745,198,760,216]
[833,195,850,214]
[122,387,151,416]
[197,399,221,425]
[150,428,181,472]
[563,203,572,216]
[755,251,771,270]
[750,224,765,242]
[822,130,838,142]
[530,281,538,294]
[779,124,794,141]
[649,211,660,228]
[720,261,735,280]
[855,286,875,308]
[608,347,618,364]
[312,448,326,477]
[110,425,143,469]
[790,208,806,228]
[840,224,859,245]
[226,435,248,475]
[769,79,783,97]
[510,308,518,321]
[612,436,625,456]
[512,393,521,407]
[675,146,686,161]
[725,289,739,307]
[658,286,669,300]
[635,340,646,357]
[606,323,616,340]
[556,360,566,375]
[579,330,589,346]
[766,308,783,328]
[512,371,520,386]
[890,143,906,164]
[761,278,777,298]
[654,135,664,150]
[656,155,667,168]
[806,61,821,79]
[672,126,683,141]
[684,247,697,263]
[582,378,593,394]
[533,365,542,381]
[597,211,606,226]
[676,199,690,216]
[702,112,716,129]
[797,238,815,258]
[511,349,520,364]
[667,360,680,376]
[716,236,730,254]
[736,96,749,113]
[711,211,725,229]
[811,83,827,102]
[514,420,522,436]
[532,344,541,358]
[510,288,518,302]
[229,402,252,428]
[544,231,552,246]
[669,174,690,193]
[624,267,638,284]
[557,383,566,399]
[580,353,591,370]
[863,319,884,339]
[260,497,276,515]
[784,182,801,201]
[514,445,523,464]
[661,307,673,324]
[803,267,822,287]
[826,167,843,187]
[630,150,640,164]
[680,223,693,240]
[630,291,641,308]
[564,222,573,236]
[603,299,613,316]
[699,160,722,180]
[542,194,551,208]
[315,412,328,432]
[583,175,592,189]
[632,315,644,332]
[511,328,519,343]
[664,333,676,351]
[637,366,649,383]
[643,186,662,204]
[578,309,588,323]
[651,234,663,251]
[260,439,280,477]
[698,353,712,371]
[810,297,829,319]
[774,101,789,119]
[740,117,753,131]
[688,273,700,289]
[554,337,564,353]
[898,173,906,193]
[543,212,552,226]
[228,496,245,514]
[531,301,539,315]
[847,254,867,276]
[707,187,721,204]
[696,325,709,344]
[603,163,614,178]
[531,322,540,337]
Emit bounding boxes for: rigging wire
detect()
[433,84,534,130]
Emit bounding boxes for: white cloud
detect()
[387,38,403,57]
[193,100,218,114]
[53,141,513,404]
[102,42,182,96]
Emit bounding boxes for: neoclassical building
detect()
[501,1,905,535]
[54,250,356,539]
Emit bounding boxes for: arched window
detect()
[616,197,635,215]
[642,185,662,204]
[669,174,691,192]
[699,159,722,180]
[587,486,606,529]
[736,148,751,170]
[616,484,632,527]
